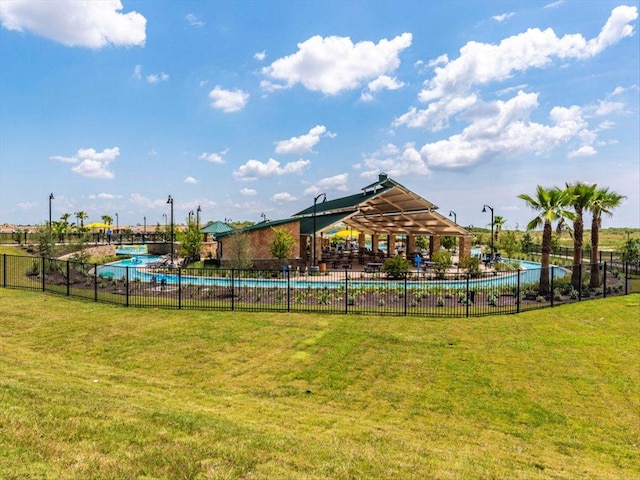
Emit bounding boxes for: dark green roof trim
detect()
[299,211,353,235]
[215,218,299,239]
[293,185,392,217]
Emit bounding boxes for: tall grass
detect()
[1,289,638,479]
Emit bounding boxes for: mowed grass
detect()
[0,289,638,480]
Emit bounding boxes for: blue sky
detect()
[1,0,638,229]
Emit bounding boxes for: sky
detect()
[0,0,638,230]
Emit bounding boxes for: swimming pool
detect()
[97,258,567,289]
[115,245,148,255]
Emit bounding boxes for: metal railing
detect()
[1,254,636,317]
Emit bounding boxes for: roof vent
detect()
[379,172,388,182]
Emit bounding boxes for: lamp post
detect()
[482,204,494,258]
[48,193,54,232]
[448,211,457,224]
[143,216,146,235]
[167,195,174,265]
[261,212,267,222]
[115,212,119,232]
[196,205,201,228]
[188,210,194,224]
[312,193,327,268]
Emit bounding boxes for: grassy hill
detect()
[1,289,638,479]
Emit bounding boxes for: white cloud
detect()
[17,201,37,210]
[184,177,198,184]
[360,143,430,179]
[360,75,405,101]
[568,145,597,158]
[233,158,310,181]
[427,54,449,68]
[415,6,637,105]
[132,64,142,80]
[394,94,478,131]
[271,192,297,203]
[240,188,257,196]
[199,149,228,164]
[303,173,349,196]
[594,100,624,116]
[544,0,565,8]
[185,13,204,28]
[146,72,169,84]
[88,193,122,200]
[51,146,119,179]
[254,50,266,61]
[274,125,334,154]
[0,0,146,48]
[208,85,249,112]
[609,86,626,96]
[262,32,412,95]
[418,92,589,169]
[492,12,515,22]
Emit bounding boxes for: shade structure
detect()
[85,222,112,230]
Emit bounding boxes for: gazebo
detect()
[217,174,472,268]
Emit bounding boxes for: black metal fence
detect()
[0,231,168,245]
[1,254,635,317]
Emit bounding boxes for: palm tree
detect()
[59,213,72,240]
[565,182,597,290]
[518,186,574,295]
[102,215,113,226]
[589,187,625,288]
[492,215,506,245]
[74,211,88,229]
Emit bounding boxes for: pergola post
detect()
[358,233,366,250]
[407,235,416,256]
[459,235,473,259]
[429,235,441,258]
[372,234,379,253]
[388,234,396,256]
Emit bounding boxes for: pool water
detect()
[97,258,567,289]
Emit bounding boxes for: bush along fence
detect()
[1,254,636,317]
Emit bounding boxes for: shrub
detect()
[458,256,481,276]
[431,251,452,278]
[383,255,411,279]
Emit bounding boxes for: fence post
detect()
[603,262,607,298]
[516,269,521,314]
[465,273,470,318]
[3,254,6,288]
[41,257,45,292]
[625,262,629,295]
[287,268,291,313]
[550,267,555,307]
[231,269,235,311]
[94,262,98,302]
[578,263,582,301]
[66,260,70,296]
[345,267,349,314]
[126,266,130,307]
[178,268,182,309]
[403,273,407,316]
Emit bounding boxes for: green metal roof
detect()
[299,211,353,235]
[200,221,233,236]
[214,218,299,239]
[293,186,392,217]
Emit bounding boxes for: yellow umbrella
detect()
[85,222,112,230]
[329,229,360,240]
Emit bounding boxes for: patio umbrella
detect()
[85,222,112,230]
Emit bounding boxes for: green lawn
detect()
[1,289,638,479]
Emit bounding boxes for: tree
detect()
[518,186,574,295]
[178,218,203,259]
[619,238,640,265]
[492,215,506,244]
[431,251,452,279]
[498,231,519,259]
[74,211,88,228]
[440,236,456,252]
[520,232,533,253]
[59,213,72,241]
[589,188,625,287]
[102,215,113,226]
[268,227,296,263]
[415,235,429,251]
[565,182,597,289]
[227,232,252,269]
